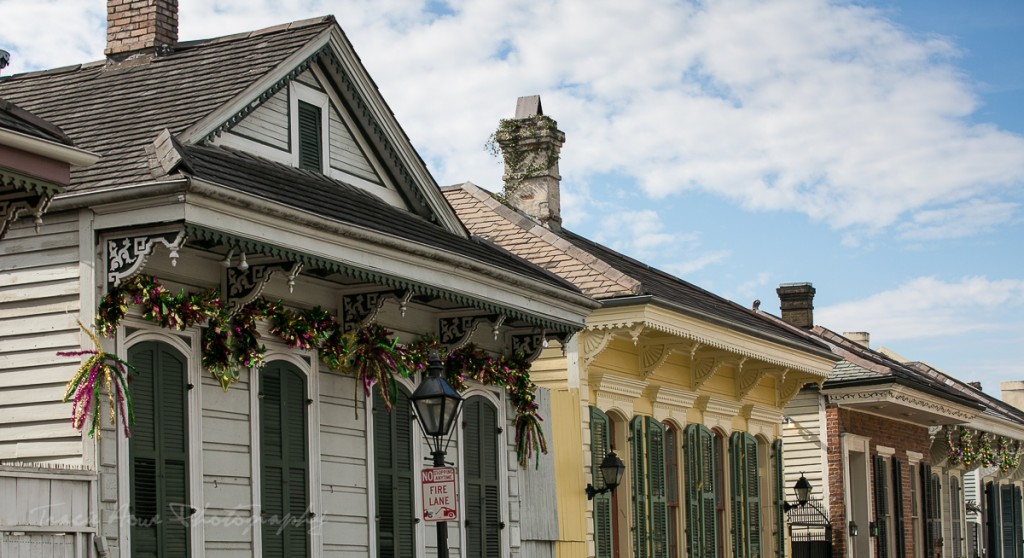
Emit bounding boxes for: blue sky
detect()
[3,0,1022,391]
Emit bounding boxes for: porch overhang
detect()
[824,382,982,426]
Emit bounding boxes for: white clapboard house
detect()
[0,2,596,557]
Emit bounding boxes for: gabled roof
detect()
[444,181,833,357]
[0,17,333,191]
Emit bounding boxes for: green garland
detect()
[947,425,1022,473]
[92,275,548,467]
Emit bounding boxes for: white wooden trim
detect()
[289,82,330,172]
[841,433,873,558]
[876,445,896,457]
[117,323,204,558]
[250,367,262,558]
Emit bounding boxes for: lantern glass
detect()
[794,475,812,506]
[410,353,463,439]
[600,452,626,490]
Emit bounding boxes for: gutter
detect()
[0,128,101,167]
[598,294,838,362]
[48,178,191,211]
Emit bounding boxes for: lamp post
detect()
[410,351,463,558]
[585,451,626,500]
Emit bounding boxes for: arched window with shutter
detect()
[729,432,761,558]
[664,424,681,558]
[629,417,669,558]
[684,424,719,558]
[260,360,310,558]
[129,341,191,558]
[373,384,415,558]
[463,395,502,558]
[590,407,613,557]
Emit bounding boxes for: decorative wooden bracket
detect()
[776,372,804,408]
[105,228,187,288]
[582,330,616,368]
[342,291,388,332]
[638,342,690,378]
[628,324,645,346]
[511,330,547,363]
[736,361,774,400]
[692,356,726,390]
[439,314,506,350]
[226,262,303,315]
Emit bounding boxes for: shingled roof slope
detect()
[558,228,830,352]
[0,17,333,191]
[184,144,582,293]
[443,182,828,354]
[904,361,1024,426]
[443,183,640,297]
[0,98,74,145]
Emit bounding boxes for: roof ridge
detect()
[176,15,335,50]
[447,182,642,296]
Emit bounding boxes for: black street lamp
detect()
[585,451,626,500]
[410,351,463,558]
[784,473,813,511]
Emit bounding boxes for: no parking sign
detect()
[421,467,458,522]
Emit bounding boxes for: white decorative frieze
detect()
[105,228,187,287]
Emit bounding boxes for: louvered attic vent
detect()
[297,100,323,172]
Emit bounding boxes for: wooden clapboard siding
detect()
[201,370,254,555]
[319,370,371,556]
[0,214,82,464]
[294,71,323,91]
[327,105,379,184]
[781,389,826,498]
[232,87,290,151]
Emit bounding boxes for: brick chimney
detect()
[777,282,815,329]
[495,95,565,228]
[106,0,178,59]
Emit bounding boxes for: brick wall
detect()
[106,0,178,58]
[826,405,932,558]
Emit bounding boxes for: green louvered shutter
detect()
[129,341,190,558]
[744,434,761,558]
[464,396,501,558]
[665,426,680,558]
[702,429,719,558]
[646,417,669,558]
[1013,486,1022,558]
[684,425,703,558]
[591,407,614,558]
[260,361,309,558]
[892,457,906,558]
[874,454,889,558]
[773,439,785,558]
[631,417,649,558]
[374,386,415,558]
[922,463,936,557]
[297,101,322,172]
[1002,485,1015,558]
[987,482,1001,558]
[730,433,744,558]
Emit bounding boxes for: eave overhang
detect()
[823,382,983,426]
[0,127,100,168]
[79,176,595,335]
[586,299,837,378]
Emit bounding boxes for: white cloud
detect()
[817,276,1024,341]
[591,210,729,276]
[3,0,1022,241]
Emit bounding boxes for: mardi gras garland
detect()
[78,274,546,467]
[58,320,136,438]
[947,425,1023,473]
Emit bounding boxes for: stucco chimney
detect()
[106,0,178,59]
[1001,381,1024,410]
[844,332,870,348]
[494,95,565,228]
[777,283,815,329]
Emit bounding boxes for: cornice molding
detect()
[696,395,743,433]
[825,387,980,422]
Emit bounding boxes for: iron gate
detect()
[789,498,833,558]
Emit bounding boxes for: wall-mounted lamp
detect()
[585,452,626,500]
[849,521,859,537]
[869,522,879,537]
[783,474,812,511]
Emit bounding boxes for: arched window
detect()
[260,360,310,558]
[462,395,502,557]
[684,424,720,558]
[730,432,761,558]
[373,384,415,558]
[128,341,191,558]
[629,416,668,558]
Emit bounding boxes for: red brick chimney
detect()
[106,0,178,59]
[777,282,816,329]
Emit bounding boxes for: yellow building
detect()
[444,96,838,558]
